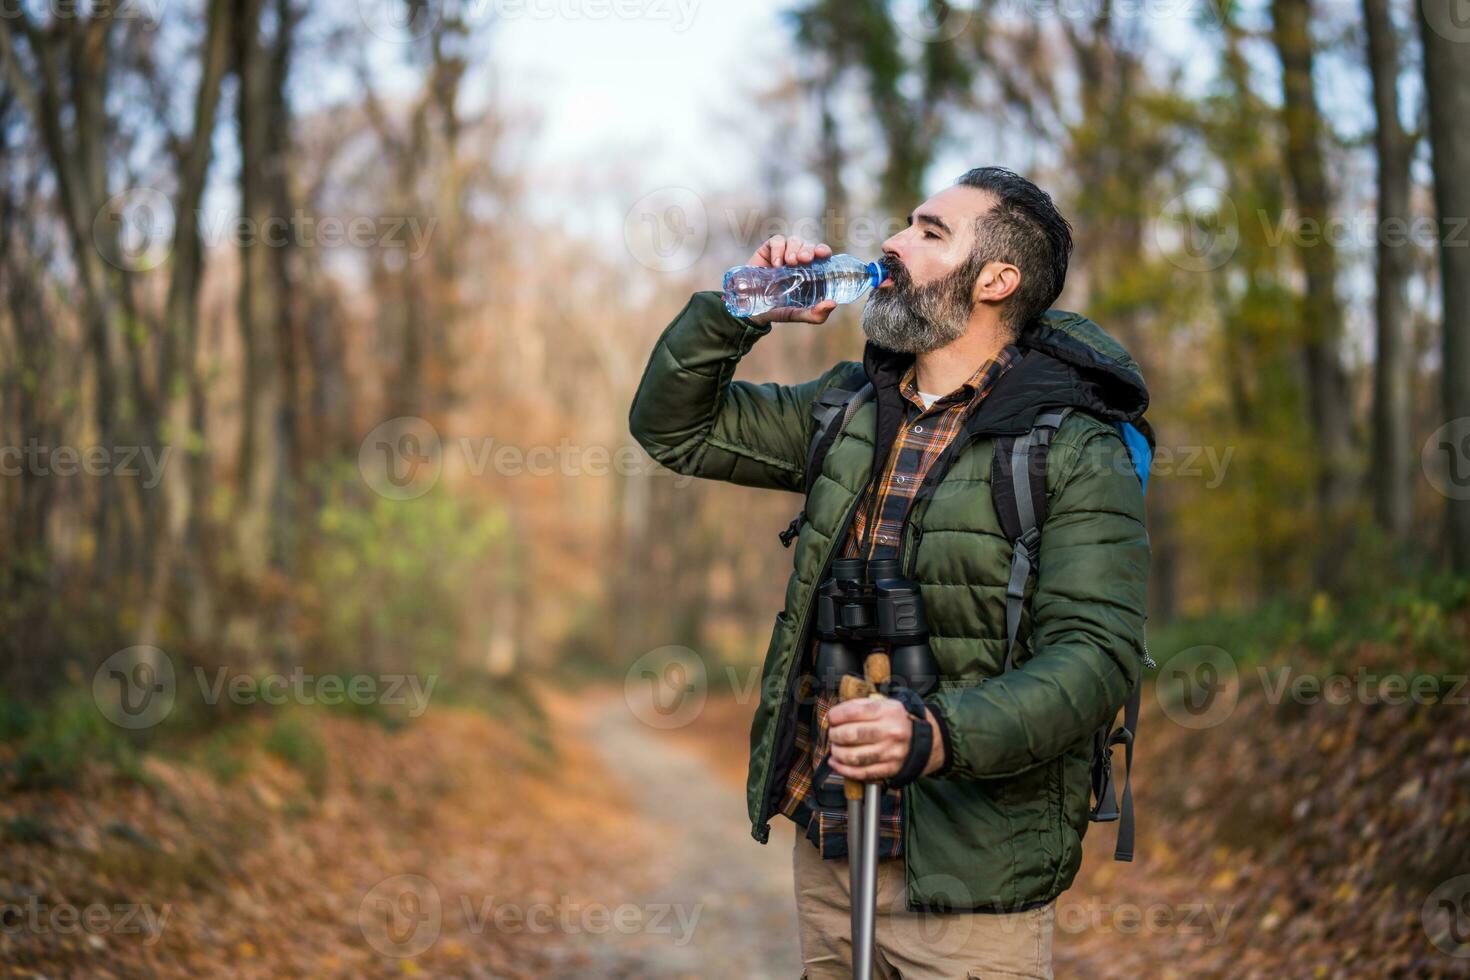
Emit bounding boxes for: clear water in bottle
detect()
[723,254,884,318]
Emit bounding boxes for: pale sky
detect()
[489,0,792,191]
[281,1,1299,282]
[480,0,1219,260]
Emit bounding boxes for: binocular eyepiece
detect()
[815,557,939,697]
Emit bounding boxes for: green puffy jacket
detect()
[628,290,1151,912]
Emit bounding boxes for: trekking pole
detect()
[840,653,890,980]
[838,671,874,964]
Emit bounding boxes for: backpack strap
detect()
[991,407,1071,670]
[806,382,874,497]
[1106,417,1151,860]
[1113,681,1139,860]
[779,381,874,548]
[1089,676,1141,861]
[995,408,1149,863]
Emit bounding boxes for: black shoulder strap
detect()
[991,407,1071,670]
[1113,683,1139,861]
[780,382,875,548]
[1090,680,1141,862]
[804,382,874,498]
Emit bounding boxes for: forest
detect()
[0,1,1468,976]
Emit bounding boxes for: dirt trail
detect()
[543,693,802,979]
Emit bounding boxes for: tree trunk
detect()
[233,0,289,651]
[1420,10,1470,573]
[1364,0,1414,547]
[812,63,853,370]
[138,0,234,650]
[1271,0,1357,589]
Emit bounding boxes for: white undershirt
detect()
[917,390,942,410]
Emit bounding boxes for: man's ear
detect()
[973,261,1021,305]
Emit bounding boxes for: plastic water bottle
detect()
[723,254,883,318]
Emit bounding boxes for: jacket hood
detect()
[861,308,1149,439]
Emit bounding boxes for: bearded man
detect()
[629,166,1151,979]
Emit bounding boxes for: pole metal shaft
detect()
[848,799,863,958]
[854,781,881,978]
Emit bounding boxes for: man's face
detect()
[861,185,997,355]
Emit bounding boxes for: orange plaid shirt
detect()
[781,344,1022,858]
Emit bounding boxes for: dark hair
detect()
[953,167,1073,332]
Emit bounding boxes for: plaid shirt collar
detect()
[896,344,1023,416]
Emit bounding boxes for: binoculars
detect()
[814,557,940,698]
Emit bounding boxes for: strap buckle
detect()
[779,511,805,548]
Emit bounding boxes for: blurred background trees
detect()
[0,0,1466,711]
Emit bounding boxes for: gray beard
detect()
[859,255,984,354]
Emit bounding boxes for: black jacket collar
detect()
[860,312,1150,470]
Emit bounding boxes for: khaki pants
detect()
[792,825,1055,979]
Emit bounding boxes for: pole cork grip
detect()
[864,653,891,687]
[838,674,875,801]
[839,674,872,703]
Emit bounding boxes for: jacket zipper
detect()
[902,523,924,577]
[896,518,924,908]
[753,488,868,843]
[756,407,984,844]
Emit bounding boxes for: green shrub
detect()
[198,727,249,785]
[300,464,508,702]
[0,689,35,741]
[11,685,143,790]
[3,816,55,846]
[1150,570,1470,672]
[263,712,327,796]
